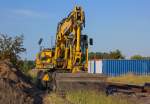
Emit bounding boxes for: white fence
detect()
[88,60,102,73]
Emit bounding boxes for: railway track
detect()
[54,73,150,96]
[54,74,150,97]
[105,82,150,96]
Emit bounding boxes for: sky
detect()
[0,0,150,60]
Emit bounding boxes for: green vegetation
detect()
[0,33,35,73]
[89,49,125,60]
[89,50,150,60]
[27,69,39,83]
[0,34,26,68]
[108,74,150,85]
[130,55,144,59]
[20,60,35,73]
[44,90,132,104]
[130,55,150,60]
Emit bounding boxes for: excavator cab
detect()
[35,48,54,69]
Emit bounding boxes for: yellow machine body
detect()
[36,49,54,69]
[35,6,106,91]
[42,74,49,81]
[54,6,88,72]
[35,6,88,73]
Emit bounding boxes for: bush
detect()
[0,34,26,68]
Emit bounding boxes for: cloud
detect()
[11,9,50,18]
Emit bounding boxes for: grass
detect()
[107,73,150,85]
[27,69,39,83]
[27,70,148,103]
[43,92,67,104]
[44,90,132,104]
[27,69,38,78]
[66,90,131,104]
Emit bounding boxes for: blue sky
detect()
[0,0,150,59]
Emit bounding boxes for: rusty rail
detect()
[105,82,150,95]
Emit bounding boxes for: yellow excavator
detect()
[35,6,105,91]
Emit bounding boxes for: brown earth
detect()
[0,60,43,104]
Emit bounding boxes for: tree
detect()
[89,49,125,59]
[130,55,150,60]
[109,49,125,59]
[130,55,143,59]
[0,34,26,67]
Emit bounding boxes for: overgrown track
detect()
[105,82,150,96]
[53,74,150,98]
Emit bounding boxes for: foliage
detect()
[21,60,35,73]
[89,49,125,59]
[0,34,26,67]
[130,55,144,59]
[130,55,150,60]
[26,66,38,84]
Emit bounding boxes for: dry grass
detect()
[27,69,38,78]
[66,90,131,104]
[27,69,39,83]
[107,73,150,85]
[43,92,67,104]
[44,90,132,104]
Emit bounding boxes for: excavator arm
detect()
[54,6,87,72]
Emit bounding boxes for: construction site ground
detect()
[0,60,150,104]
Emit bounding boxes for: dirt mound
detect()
[0,60,42,104]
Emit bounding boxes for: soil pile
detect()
[0,60,42,104]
